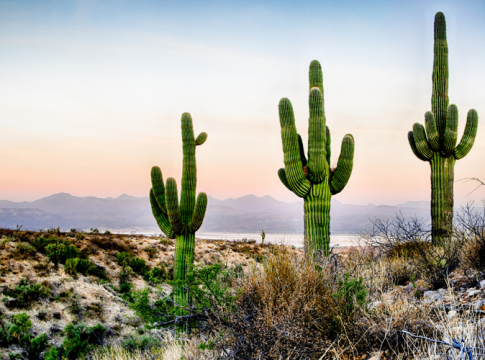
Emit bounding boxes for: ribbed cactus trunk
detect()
[304,182,332,255]
[278,60,355,256]
[407,12,478,245]
[430,154,455,243]
[173,229,195,305]
[150,113,208,313]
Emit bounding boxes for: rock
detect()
[94,262,106,271]
[368,301,382,311]
[50,324,63,335]
[480,280,485,289]
[473,299,485,310]
[424,291,443,303]
[438,288,447,295]
[447,310,457,320]
[103,284,118,296]
[3,298,17,307]
[466,290,481,298]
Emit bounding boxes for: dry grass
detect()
[90,333,218,360]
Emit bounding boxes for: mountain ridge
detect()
[0,193,434,234]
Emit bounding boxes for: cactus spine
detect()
[150,113,208,306]
[278,60,355,256]
[408,12,479,244]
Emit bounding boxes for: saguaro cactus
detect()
[278,60,355,256]
[150,113,208,306]
[408,12,479,244]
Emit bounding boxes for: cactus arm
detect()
[297,134,307,166]
[443,104,458,155]
[188,192,207,232]
[307,88,326,184]
[279,98,311,197]
[165,178,185,235]
[180,113,196,225]
[425,111,440,151]
[330,134,354,195]
[195,132,207,146]
[278,168,293,192]
[325,126,331,166]
[408,131,429,161]
[309,60,323,95]
[455,109,479,160]
[151,166,167,215]
[432,12,449,139]
[412,123,434,160]
[149,189,175,239]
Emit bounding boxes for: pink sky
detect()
[1,1,485,206]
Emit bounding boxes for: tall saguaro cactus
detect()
[150,113,208,306]
[278,60,355,256]
[408,12,479,244]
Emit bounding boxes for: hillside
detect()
[0,228,275,358]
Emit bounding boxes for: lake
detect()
[197,232,361,248]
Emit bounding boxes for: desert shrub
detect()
[90,236,131,253]
[65,258,80,275]
[332,273,368,317]
[116,253,148,276]
[130,257,148,276]
[364,214,465,288]
[144,265,167,284]
[228,246,369,359]
[30,236,105,279]
[159,237,173,246]
[121,334,161,351]
[144,247,158,258]
[0,313,50,359]
[48,322,107,360]
[116,252,130,266]
[128,263,238,331]
[75,232,85,240]
[3,278,50,308]
[75,259,107,279]
[13,242,37,258]
[456,205,485,276]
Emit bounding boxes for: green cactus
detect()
[261,229,265,245]
[150,113,208,307]
[278,60,355,256]
[408,12,479,245]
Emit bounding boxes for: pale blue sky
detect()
[0,0,484,205]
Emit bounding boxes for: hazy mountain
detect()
[0,208,72,230]
[0,193,433,234]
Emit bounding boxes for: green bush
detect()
[29,235,106,279]
[144,265,167,284]
[49,322,107,360]
[121,334,161,351]
[332,273,368,318]
[128,263,238,330]
[129,257,148,276]
[0,313,50,360]
[116,252,148,276]
[75,259,106,279]
[3,279,50,308]
[65,258,80,275]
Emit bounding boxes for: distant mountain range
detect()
[0,193,433,234]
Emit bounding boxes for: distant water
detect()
[197,232,360,248]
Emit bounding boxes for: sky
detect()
[1,0,485,206]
